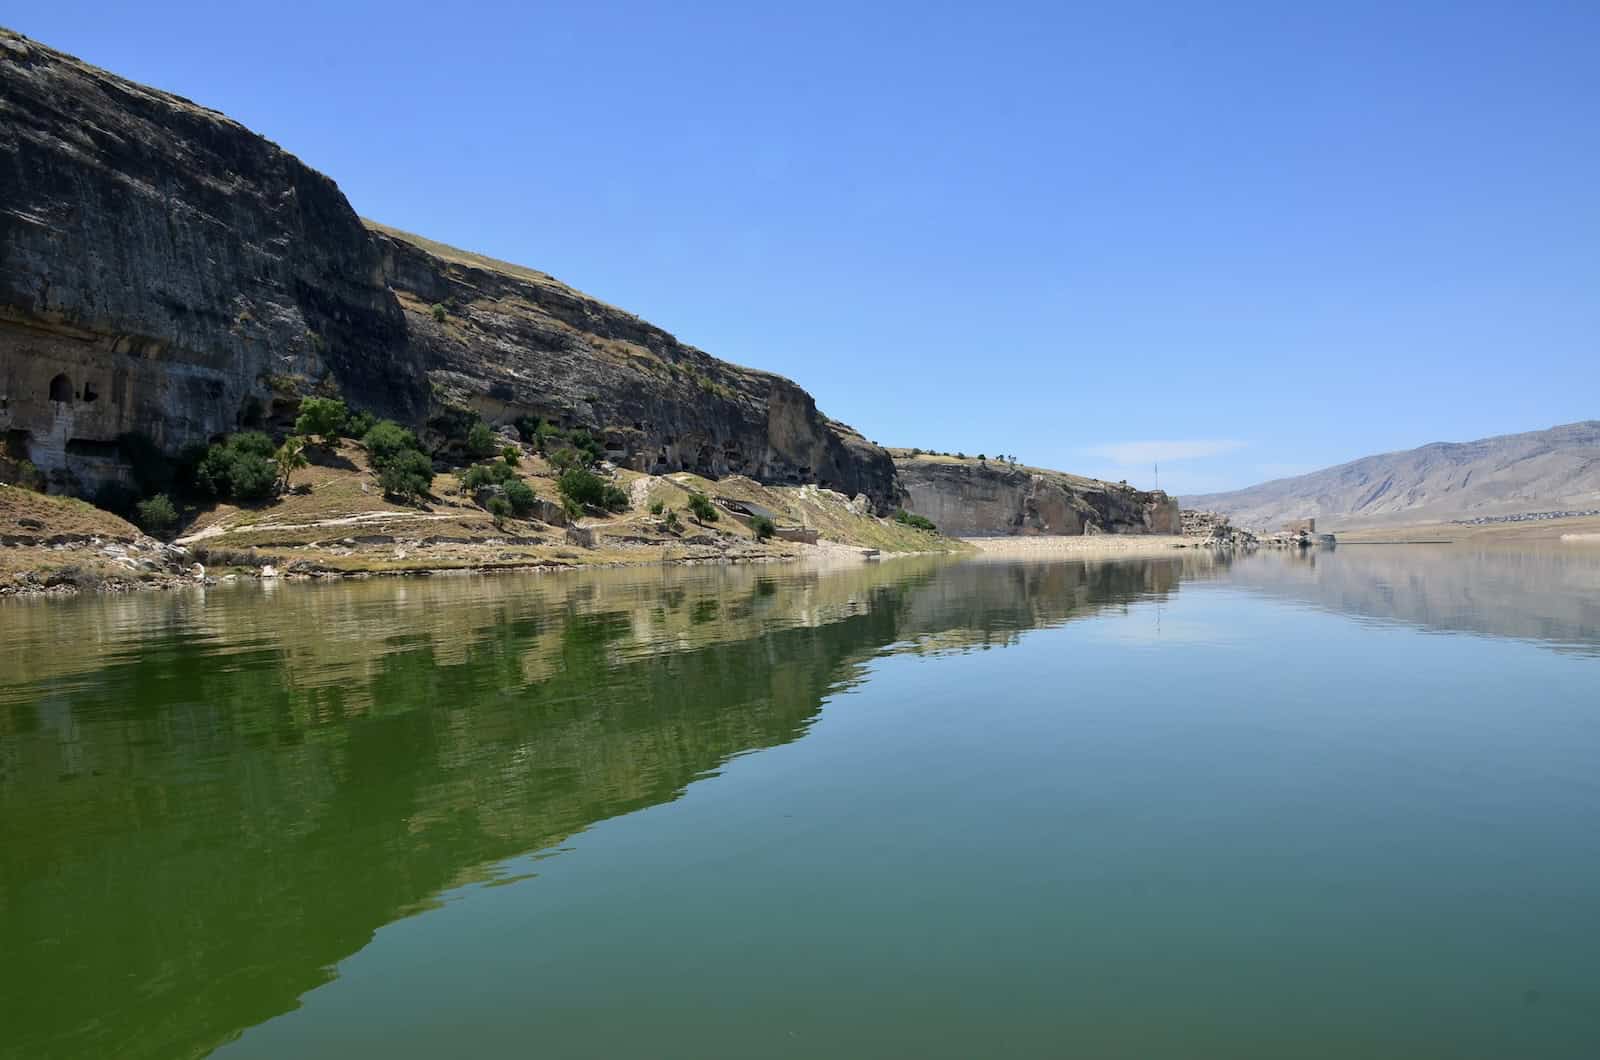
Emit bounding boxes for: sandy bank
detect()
[961,535,1194,557]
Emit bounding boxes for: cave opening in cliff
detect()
[49,374,73,403]
[82,381,98,402]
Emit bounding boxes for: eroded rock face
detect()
[0,29,898,509]
[896,457,1180,536]
[373,230,898,511]
[0,29,426,492]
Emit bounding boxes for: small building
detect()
[1282,517,1316,534]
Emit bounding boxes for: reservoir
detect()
[3,546,1598,1058]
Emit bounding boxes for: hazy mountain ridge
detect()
[1184,421,1600,530]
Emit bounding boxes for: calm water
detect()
[2,546,1598,1059]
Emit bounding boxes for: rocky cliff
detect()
[0,29,896,509]
[369,224,897,507]
[1,29,1177,531]
[0,28,428,490]
[893,453,1180,536]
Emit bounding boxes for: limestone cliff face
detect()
[0,29,899,509]
[371,226,898,510]
[895,456,1180,536]
[0,29,428,490]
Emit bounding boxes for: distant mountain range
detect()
[1184,421,1600,530]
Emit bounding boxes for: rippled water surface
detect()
[3,546,1599,1058]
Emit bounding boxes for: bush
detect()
[294,397,347,445]
[686,493,718,523]
[197,432,277,501]
[136,494,178,534]
[502,479,537,516]
[557,467,607,510]
[751,514,776,541]
[461,461,516,491]
[378,449,434,502]
[894,509,937,532]
[486,496,512,529]
[663,510,683,533]
[601,484,630,512]
[502,445,520,465]
[345,409,376,438]
[466,420,498,459]
[431,303,447,323]
[648,499,665,515]
[362,420,421,464]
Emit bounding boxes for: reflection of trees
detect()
[0,556,1172,1060]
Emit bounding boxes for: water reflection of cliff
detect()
[0,557,1180,1060]
[1223,545,1600,657]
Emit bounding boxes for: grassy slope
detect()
[171,441,964,576]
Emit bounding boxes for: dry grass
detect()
[0,484,140,539]
[1338,514,1600,544]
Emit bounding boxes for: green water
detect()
[2,547,1598,1058]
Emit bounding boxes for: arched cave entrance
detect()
[49,374,73,403]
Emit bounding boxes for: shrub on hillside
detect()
[557,467,607,510]
[136,494,178,534]
[362,420,433,502]
[294,397,347,445]
[487,496,512,530]
[751,514,776,541]
[503,479,537,516]
[894,509,937,532]
[197,432,277,501]
[466,421,498,459]
[345,409,377,438]
[557,468,629,513]
[461,461,516,491]
[686,493,718,524]
[361,420,421,464]
[378,449,434,502]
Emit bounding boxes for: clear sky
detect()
[11,1,1598,494]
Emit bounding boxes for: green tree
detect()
[136,494,178,534]
[294,397,347,446]
[503,479,537,516]
[486,496,512,530]
[361,420,421,465]
[502,444,520,465]
[557,467,607,511]
[196,432,277,501]
[345,409,376,438]
[431,303,447,322]
[378,449,434,502]
[466,421,498,459]
[686,493,718,524]
[274,436,308,493]
[750,514,776,541]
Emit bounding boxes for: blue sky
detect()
[12,1,1598,494]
